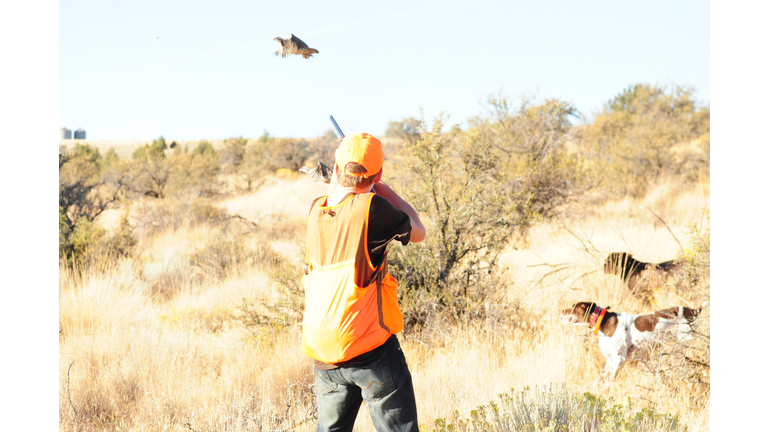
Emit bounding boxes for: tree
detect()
[167,140,221,197]
[386,117,422,146]
[219,136,247,174]
[480,93,577,163]
[304,130,338,169]
[261,138,311,172]
[59,144,124,230]
[59,144,126,261]
[472,93,591,220]
[239,141,270,192]
[579,84,707,196]
[389,114,533,328]
[129,137,171,198]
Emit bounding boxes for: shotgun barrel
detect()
[329,115,345,139]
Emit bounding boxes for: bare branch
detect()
[641,207,684,251]
[66,361,77,423]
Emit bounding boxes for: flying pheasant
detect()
[299,161,332,183]
[273,34,319,59]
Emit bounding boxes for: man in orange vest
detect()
[302,132,426,432]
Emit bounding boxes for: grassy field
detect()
[59,175,709,431]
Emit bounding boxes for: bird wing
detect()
[299,161,332,183]
[289,34,310,51]
[274,37,290,57]
[317,161,332,182]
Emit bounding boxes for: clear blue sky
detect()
[58,0,710,141]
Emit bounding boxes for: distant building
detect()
[60,127,72,140]
[74,128,86,140]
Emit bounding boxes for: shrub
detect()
[69,217,107,263]
[578,84,709,197]
[640,208,710,402]
[303,129,338,168]
[129,137,171,198]
[259,137,312,172]
[59,144,119,226]
[219,136,247,174]
[61,211,137,267]
[167,140,220,198]
[433,386,688,432]
[188,232,257,280]
[386,116,422,146]
[390,114,532,330]
[233,239,305,341]
[59,144,126,263]
[477,93,576,163]
[471,93,593,220]
[131,197,233,240]
[390,100,591,331]
[238,139,271,192]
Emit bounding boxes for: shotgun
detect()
[329,115,344,139]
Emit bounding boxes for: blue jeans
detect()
[313,335,418,432]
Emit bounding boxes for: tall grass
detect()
[59,255,315,431]
[60,178,709,431]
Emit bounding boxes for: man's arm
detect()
[371,181,426,243]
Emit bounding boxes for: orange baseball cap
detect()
[336,133,383,178]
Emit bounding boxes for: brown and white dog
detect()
[561,301,701,380]
[603,252,681,302]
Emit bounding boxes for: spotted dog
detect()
[561,301,701,380]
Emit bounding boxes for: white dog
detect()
[561,301,701,380]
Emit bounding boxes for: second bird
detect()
[273,34,319,59]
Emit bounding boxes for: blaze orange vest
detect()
[301,193,404,364]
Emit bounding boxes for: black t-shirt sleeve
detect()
[367,194,412,268]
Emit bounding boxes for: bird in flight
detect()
[273,34,319,59]
[299,161,332,183]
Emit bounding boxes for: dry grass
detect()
[59,178,709,431]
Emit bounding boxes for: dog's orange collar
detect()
[590,306,610,336]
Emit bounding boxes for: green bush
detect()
[129,137,171,198]
[389,99,591,331]
[390,114,531,330]
[219,136,247,174]
[471,93,593,220]
[167,141,220,198]
[69,217,107,263]
[236,139,271,192]
[62,212,137,266]
[433,386,687,432]
[103,212,137,259]
[309,130,339,166]
[386,116,422,146]
[579,84,709,196]
[261,137,312,172]
[59,144,126,263]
